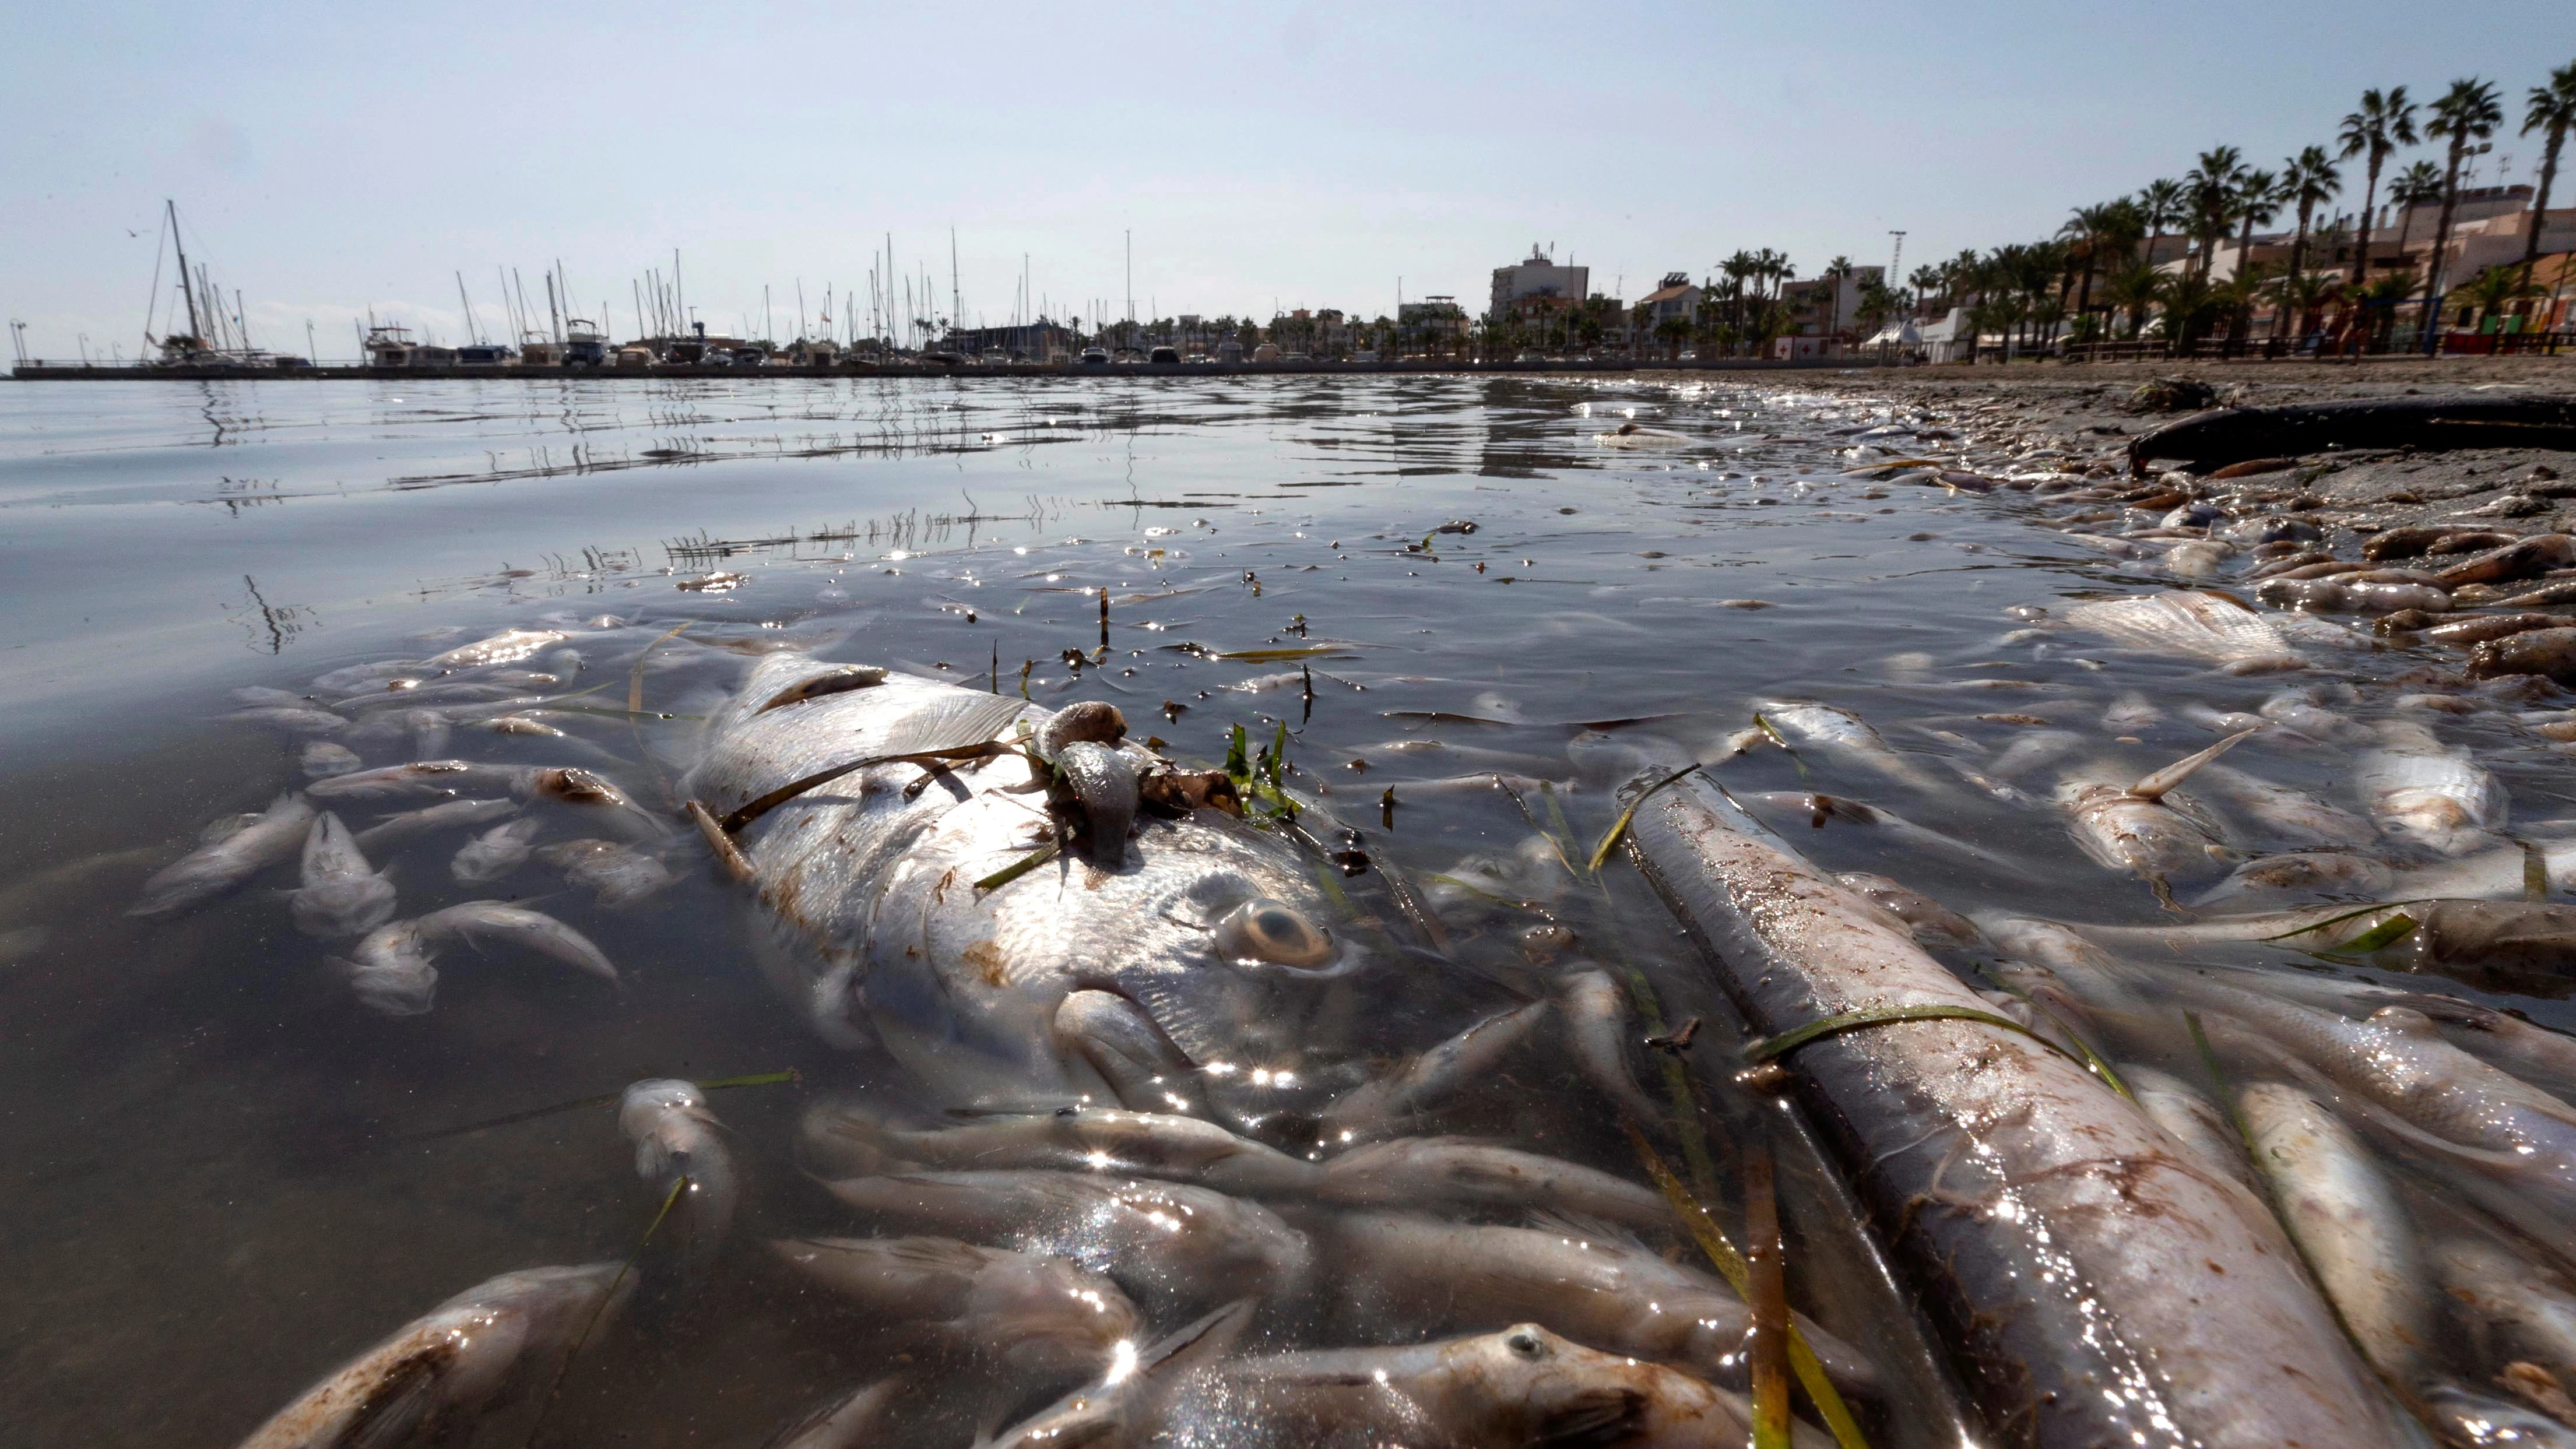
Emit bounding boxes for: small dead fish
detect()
[314,762,663,838]
[620,1079,736,1273]
[132,793,315,917]
[2258,692,2373,746]
[2186,764,2380,851]
[821,1170,1310,1314]
[769,1236,1136,1377]
[299,741,362,779]
[451,818,544,884]
[1985,729,2083,780]
[1741,791,2016,870]
[2239,1082,2430,1384]
[1753,698,1946,793]
[1319,999,1550,1143]
[351,798,521,854]
[2358,720,2509,856]
[2101,691,2164,732]
[234,1262,630,1449]
[290,813,397,940]
[342,901,617,1015]
[798,1099,1322,1196]
[2125,1065,2262,1198]
[536,838,675,909]
[2191,851,2394,909]
[1561,967,1660,1120]
[1316,1137,1670,1230]
[421,627,569,671]
[2436,1237,2576,1391]
[1147,1321,1825,1449]
[2054,730,2258,885]
[226,706,349,737]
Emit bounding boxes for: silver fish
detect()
[1320,1209,1879,1398]
[1560,966,1660,1120]
[1318,998,1550,1143]
[2240,1082,2431,1384]
[132,793,315,916]
[2358,720,2509,856]
[1985,727,2083,780]
[821,1169,1309,1314]
[1316,1137,1672,1230]
[2054,730,2258,885]
[1739,790,2016,870]
[1149,1323,1819,1449]
[290,813,397,939]
[233,1262,629,1449]
[421,627,569,670]
[299,741,362,780]
[350,797,522,854]
[2124,1065,2262,1198]
[2185,763,2380,851]
[1835,871,1983,948]
[2065,589,2300,667]
[684,656,1357,1130]
[769,1236,1135,1376]
[227,705,349,737]
[797,1099,1323,1196]
[450,818,543,884]
[1623,773,2406,1448]
[618,1079,736,1273]
[1753,698,1945,793]
[342,901,617,1015]
[2259,690,2374,745]
[2438,1237,2576,1390]
[2101,690,2164,732]
[536,838,675,909]
[2191,851,2394,909]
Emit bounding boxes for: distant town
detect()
[12,65,2574,377]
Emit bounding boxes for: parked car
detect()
[1078,347,1110,367]
[1148,345,1180,364]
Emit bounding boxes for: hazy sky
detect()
[6,1,2569,357]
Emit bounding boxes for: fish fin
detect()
[335,1348,451,1449]
[2128,727,2262,801]
[1528,1387,1647,1449]
[1133,1297,1258,1381]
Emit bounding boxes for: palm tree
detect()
[2387,159,2445,262]
[2455,263,2540,329]
[2278,147,2342,337]
[2104,262,2162,339]
[2137,179,2187,269]
[1821,255,1854,339]
[2185,147,2246,280]
[2419,78,2505,352]
[2339,87,2419,293]
[2278,268,2343,343]
[2519,62,2576,302]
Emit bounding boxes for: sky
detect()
[5,1,2570,358]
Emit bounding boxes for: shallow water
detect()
[5,376,2574,1447]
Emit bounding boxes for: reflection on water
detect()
[2,376,2571,1447]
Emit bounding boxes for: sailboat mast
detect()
[168,200,203,340]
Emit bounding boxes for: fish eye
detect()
[1506,1328,1545,1358]
[1213,899,1333,967]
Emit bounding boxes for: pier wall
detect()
[10,356,1889,382]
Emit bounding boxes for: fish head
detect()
[1432,1324,1720,1446]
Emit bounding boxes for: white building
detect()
[1489,246,1589,321]
[1637,272,1703,328]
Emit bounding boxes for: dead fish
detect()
[1985,728,2083,780]
[2358,720,2509,856]
[351,798,521,855]
[300,741,362,779]
[2191,851,2394,909]
[2185,763,2380,850]
[1318,1000,1550,1143]
[2258,691,2373,745]
[233,1262,630,1449]
[619,1079,736,1273]
[1560,967,1660,1120]
[536,838,675,909]
[309,659,427,694]
[1752,698,1946,793]
[769,1236,1135,1377]
[1835,871,1983,948]
[342,902,617,1016]
[226,706,349,737]
[2054,729,2258,886]
[821,1169,1309,1314]
[2239,1082,2431,1385]
[2064,590,2299,668]
[2101,691,2164,732]
[1315,1137,1672,1230]
[2470,626,2576,688]
[421,627,569,671]
[797,1099,1323,1197]
[290,813,397,940]
[450,818,543,884]
[1140,1322,1825,1449]
[1323,1209,1877,1401]
[313,762,663,838]
[2124,1065,2262,1197]
[1741,789,2020,869]
[132,793,316,917]
[2437,1237,2576,1393]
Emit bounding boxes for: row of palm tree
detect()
[1915,62,2574,360]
